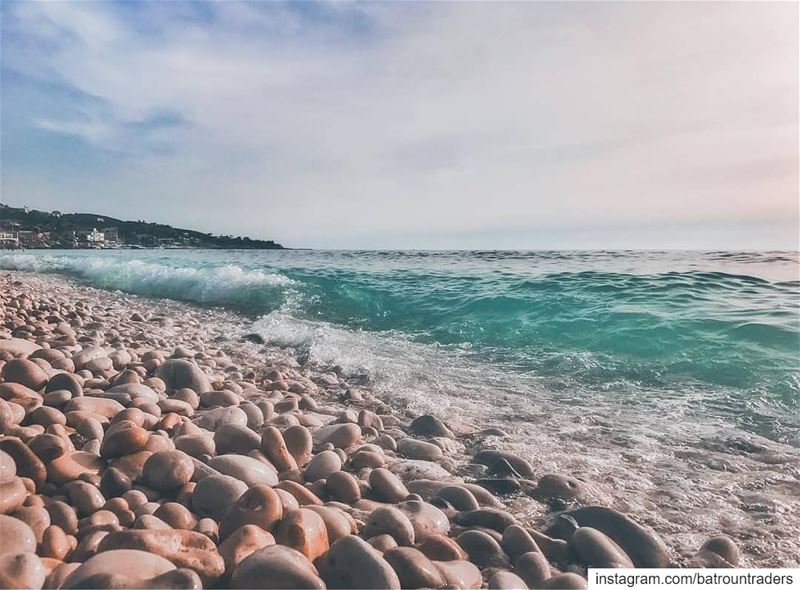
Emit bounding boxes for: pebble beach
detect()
[0,270,786,589]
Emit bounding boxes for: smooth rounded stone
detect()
[349,450,385,469]
[474,450,535,478]
[133,514,172,530]
[488,570,529,590]
[390,460,454,482]
[418,533,468,561]
[192,474,248,520]
[238,401,264,430]
[501,525,542,563]
[397,438,444,461]
[45,501,78,536]
[43,389,73,407]
[304,450,342,482]
[0,514,37,554]
[275,488,301,513]
[0,437,46,491]
[312,423,362,449]
[193,406,248,430]
[369,468,409,503]
[156,359,212,394]
[0,450,16,484]
[200,389,241,408]
[62,549,177,589]
[108,450,153,483]
[546,506,670,568]
[97,528,225,585]
[231,545,325,589]
[214,424,261,455]
[363,506,416,546]
[65,481,105,517]
[76,416,105,441]
[326,471,361,504]
[29,406,67,428]
[694,535,740,567]
[218,524,276,574]
[40,524,71,560]
[72,347,107,370]
[305,505,355,543]
[208,455,278,487]
[2,358,49,390]
[65,397,124,419]
[516,551,551,588]
[85,356,114,373]
[28,434,67,462]
[106,383,159,403]
[375,434,397,452]
[143,450,195,491]
[45,373,83,397]
[456,529,510,568]
[434,485,480,511]
[409,414,453,438]
[47,451,102,486]
[0,479,29,516]
[0,552,46,590]
[318,535,401,590]
[280,425,311,467]
[397,500,450,541]
[570,527,634,568]
[433,560,483,590]
[174,434,215,459]
[530,474,585,503]
[543,573,588,589]
[13,505,50,543]
[219,485,284,540]
[173,388,200,410]
[368,534,398,552]
[0,337,41,357]
[275,481,324,506]
[154,503,197,530]
[99,423,150,459]
[384,547,445,589]
[457,507,517,532]
[260,426,299,472]
[274,508,330,561]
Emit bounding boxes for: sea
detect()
[2,249,799,563]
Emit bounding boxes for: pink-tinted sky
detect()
[2,1,797,249]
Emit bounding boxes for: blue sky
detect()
[1,1,797,249]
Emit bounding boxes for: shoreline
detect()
[0,270,797,588]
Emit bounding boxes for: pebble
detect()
[97,528,225,585]
[142,450,195,491]
[570,526,634,568]
[304,450,342,482]
[192,474,248,519]
[317,535,401,589]
[0,514,37,554]
[219,484,283,539]
[547,506,670,567]
[384,546,445,588]
[208,454,279,487]
[231,545,325,589]
[363,506,416,546]
[274,508,330,561]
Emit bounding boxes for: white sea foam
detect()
[0,253,294,306]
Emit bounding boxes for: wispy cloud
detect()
[1,1,797,248]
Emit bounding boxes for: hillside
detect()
[0,204,284,249]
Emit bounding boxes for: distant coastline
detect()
[0,203,284,250]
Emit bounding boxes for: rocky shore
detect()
[1,271,746,589]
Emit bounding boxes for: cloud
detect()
[1,1,797,248]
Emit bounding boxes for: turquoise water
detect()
[2,249,798,445]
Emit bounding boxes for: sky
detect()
[1,1,798,250]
